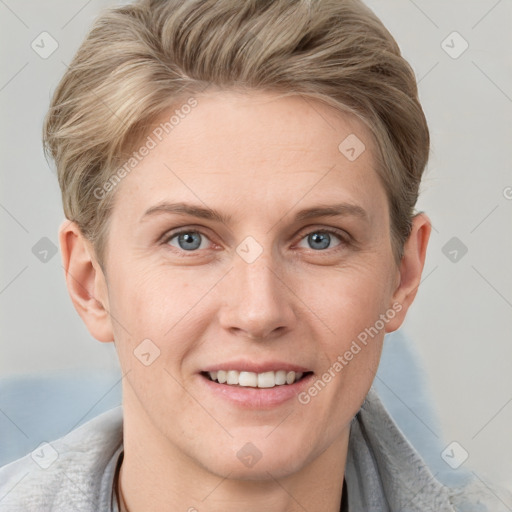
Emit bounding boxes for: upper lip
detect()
[200,360,312,374]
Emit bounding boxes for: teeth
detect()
[239,371,257,387]
[206,370,306,388]
[227,370,239,385]
[275,370,287,385]
[258,371,276,388]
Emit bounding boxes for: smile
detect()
[202,370,312,388]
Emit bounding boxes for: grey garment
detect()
[0,407,123,512]
[0,388,504,511]
[346,387,457,511]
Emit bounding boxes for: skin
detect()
[59,90,431,512]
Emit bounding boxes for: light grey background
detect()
[1,0,511,491]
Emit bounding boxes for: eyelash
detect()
[161,226,351,256]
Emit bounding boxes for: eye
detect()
[161,227,350,254]
[165,230,211,251]
[296,229,346,251]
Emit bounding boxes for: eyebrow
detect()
[140,201,369,225]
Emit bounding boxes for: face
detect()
[93,90,404,479]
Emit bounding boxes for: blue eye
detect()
[163,227,347,254]
[166,231,208,251]
[298,230,343,251]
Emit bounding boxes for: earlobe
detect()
[58,219,114,342]
[385,213,432,333]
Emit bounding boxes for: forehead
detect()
[111,90,385,222]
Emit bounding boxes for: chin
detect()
[200,439,311,481]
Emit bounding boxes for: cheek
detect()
[295,259,394,394]
[291,267,391,452]
[107,263,215,363]
[106,267,198,408]
[109,262,189,324]
[299,259,393,334]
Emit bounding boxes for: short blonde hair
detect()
[43,0,429,268]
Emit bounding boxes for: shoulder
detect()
[347,388,512,511]
[0,406,123,512]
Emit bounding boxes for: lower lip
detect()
[198,373,315,409]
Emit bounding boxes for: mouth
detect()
[198,360,315,408]
[200,369,314,388]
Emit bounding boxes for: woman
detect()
[0,0,507,510]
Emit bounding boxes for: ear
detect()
[385,213,432,333]
[58,219,114,342]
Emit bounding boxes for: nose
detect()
[217,247,297,340]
